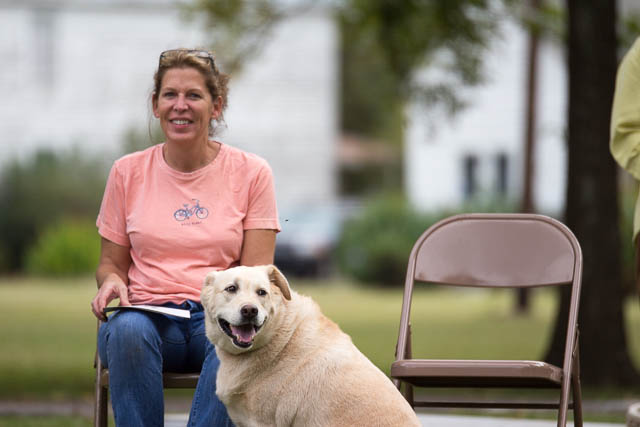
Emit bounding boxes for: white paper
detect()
[104,304,191,319]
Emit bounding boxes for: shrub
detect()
[0,148,107,272]
[336,193,517,287]
[336,194,441,286]
[24,219,100,276]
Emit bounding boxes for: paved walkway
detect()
[0,399,632,426]
[164,412,624,426]
[414,413,623,426]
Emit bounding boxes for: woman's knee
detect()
[100,311,161,361]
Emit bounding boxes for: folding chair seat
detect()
[391,213,583,427]
[93,320,200,427]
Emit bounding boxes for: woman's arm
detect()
[240,229,277,266]
[91,237,133,321]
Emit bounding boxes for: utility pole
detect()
[517,0,541,313]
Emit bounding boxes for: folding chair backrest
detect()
[411,214,578,288]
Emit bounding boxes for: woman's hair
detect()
[151,48,230,136]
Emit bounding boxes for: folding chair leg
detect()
[402,323,414,407]
[572,376,583,427]
[558,331,581,427]
[571,344,583,427]
[557,404,568,427]
[95,384,108,427]
[403,382,414,408]
[94,334,108,427]
[557,376,571,427]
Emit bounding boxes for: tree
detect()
[186,0,503,141]
[184,0,309,73]
[188,0,507,198]
[339,0,503,134]
[544,0,639,386]
[337,0,504,194]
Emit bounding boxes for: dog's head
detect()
[201,264,291,354]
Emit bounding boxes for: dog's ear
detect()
[266,265,291,301]
[203,270,218,288]
[201,270,218,310]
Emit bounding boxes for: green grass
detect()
[0,275,638,423]
[0,416,89,427]
[304,283,555,368]
[0,276,96,399]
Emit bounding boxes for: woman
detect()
[90,48,280,426]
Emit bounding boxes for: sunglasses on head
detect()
[159,49,216,73]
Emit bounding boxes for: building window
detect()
[462,154,478,199]
[33,8,56,92]
[495,152,509,195]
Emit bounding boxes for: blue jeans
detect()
[98,301,233,427]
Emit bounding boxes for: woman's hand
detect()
[92,237,132,321]
[91,274,131,321]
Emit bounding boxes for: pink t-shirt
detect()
[96,143,280,305]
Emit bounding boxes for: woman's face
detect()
[153,67,222,145]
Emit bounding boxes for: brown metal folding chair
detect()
[93,320,200,427]
[391,213,583,427]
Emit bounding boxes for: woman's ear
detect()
[211,96,223,120]
[152,93,159,118]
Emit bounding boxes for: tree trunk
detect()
[545,0,639,385]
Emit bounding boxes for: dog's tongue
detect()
[231,324,256,344]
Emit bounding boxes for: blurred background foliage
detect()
[24,219,101,277]
[0,149,107,274]
[0,128,157,276]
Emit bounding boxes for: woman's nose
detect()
[173,95,188,111]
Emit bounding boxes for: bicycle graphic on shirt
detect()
[174,199,209,221]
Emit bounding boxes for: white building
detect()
[404,1,639,217]
[0,0,338,210]
[404,17,566,215]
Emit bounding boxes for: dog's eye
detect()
[256,289,267,297]
[225,285,237,293]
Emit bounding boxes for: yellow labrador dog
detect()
[201,264,420,427]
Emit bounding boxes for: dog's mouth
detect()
[217,318,263,348]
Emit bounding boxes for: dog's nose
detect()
[241,304,258,319]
